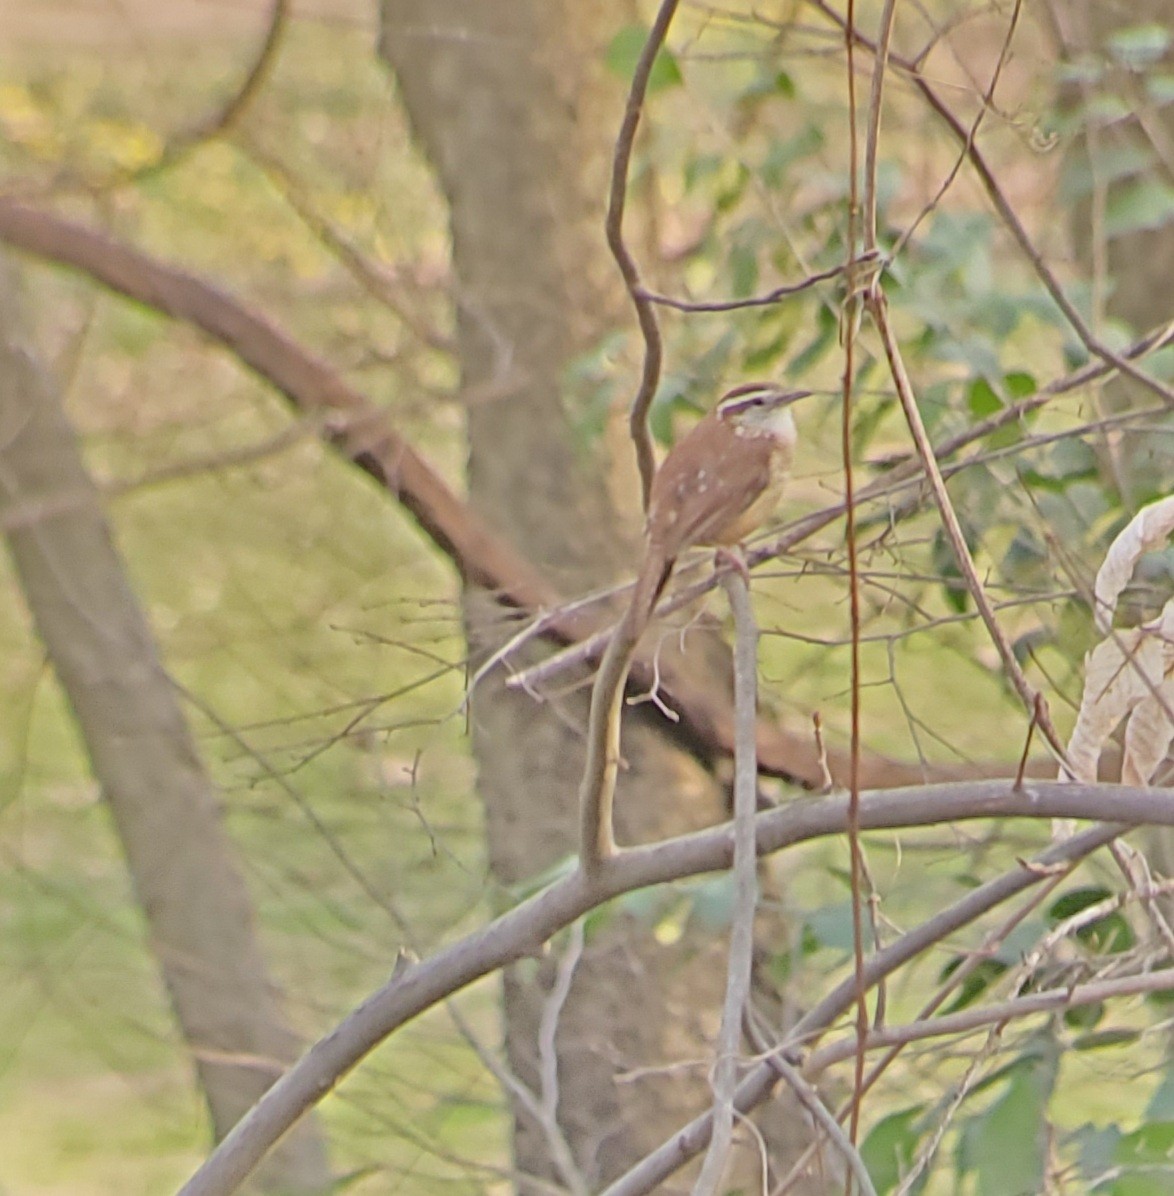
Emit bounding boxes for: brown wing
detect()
[645,413,773,562]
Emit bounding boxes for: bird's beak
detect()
[774,388,813,408]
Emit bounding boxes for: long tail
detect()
[628,546,673,644]
[578,547,674,873]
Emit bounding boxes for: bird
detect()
[629,381,812,632]
[579,381,811,870]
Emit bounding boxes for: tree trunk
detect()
[379,5,825,1191]
[0,257,331,1194]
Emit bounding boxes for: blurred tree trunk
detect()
[379,5,826,1192]
[0,257,331,1195]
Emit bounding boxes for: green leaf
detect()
[1071,1121,1121,1184]
[1049,885,1112,920]
[1049,886,1134,954]
[649,376,692,445]
[683,152,722,193]
[850,395,893,459]
[743,324,792,373]
[761,124,825,185]
[914,380,952,438]
[938,955,1008,1013]
[1147,1072,1174,1120]
[605,25,683,92]
[1107,24,1172,70]
[1113,1119,1174,1193]
[968,377,1002,418]
[716,163,750,212]
[1064,1001,1105,1032]
[862,1105,924,1192]
[1003,528,1049,583]
[1060,144,1153,202]
[686,873,737,928]
[739,69,795,104]
[1105,180,1174,237]
[1004,371,1037,400]
[932,528,969,614]
[970,1049,1057,1196]
[1049,437,1100,483]
[1072,1027,1138,1050]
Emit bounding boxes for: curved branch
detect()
[0,198,562,612]
[180,781,1166,1195]
[605,0,679,508]
[0,197,945,790]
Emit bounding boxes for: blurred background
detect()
[0,1,1171,1192]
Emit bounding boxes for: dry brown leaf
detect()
[1064,602,1174,784]
[1093,494,1174,634]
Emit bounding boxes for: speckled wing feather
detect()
[645,415,774,562]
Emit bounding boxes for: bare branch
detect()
[602,817,1124,1196]
[867,284,1070,762]
[605,0,681,508]
[806,967,1174,1076]
[636,261,847,313]
[693,569,760,1194]
[179,784,1162,1195]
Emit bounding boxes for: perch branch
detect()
[693,570,760,1194]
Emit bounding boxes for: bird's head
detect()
[716,382,812,438]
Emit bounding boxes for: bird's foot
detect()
[713,545,751,587]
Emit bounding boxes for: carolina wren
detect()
[630,382,811,626]
[578,381,811,871]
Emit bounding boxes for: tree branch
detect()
[180,783,1163,1195]
[693,570,760,1194]
[602,817,1125,1196]
[605,0,680,508]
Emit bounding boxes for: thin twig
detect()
[890,0,1024,261]
[536,922,589,1196]
[861,0,899,254]
[6,0,288,199]
[811,0,1174,412]
[763,1050,878,1196]
[693,569,761,1194]
[504,319,1174,695]
[605,0,681,508]
[772,865,1070,1194]
[446,1001,588,1196]
[866,284,1070,763]
[1014,694,1044,791]
[601,817,1127,1196]
[840,0,873,1158]
[637,261,847,313]
[804,967,1174,1075]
